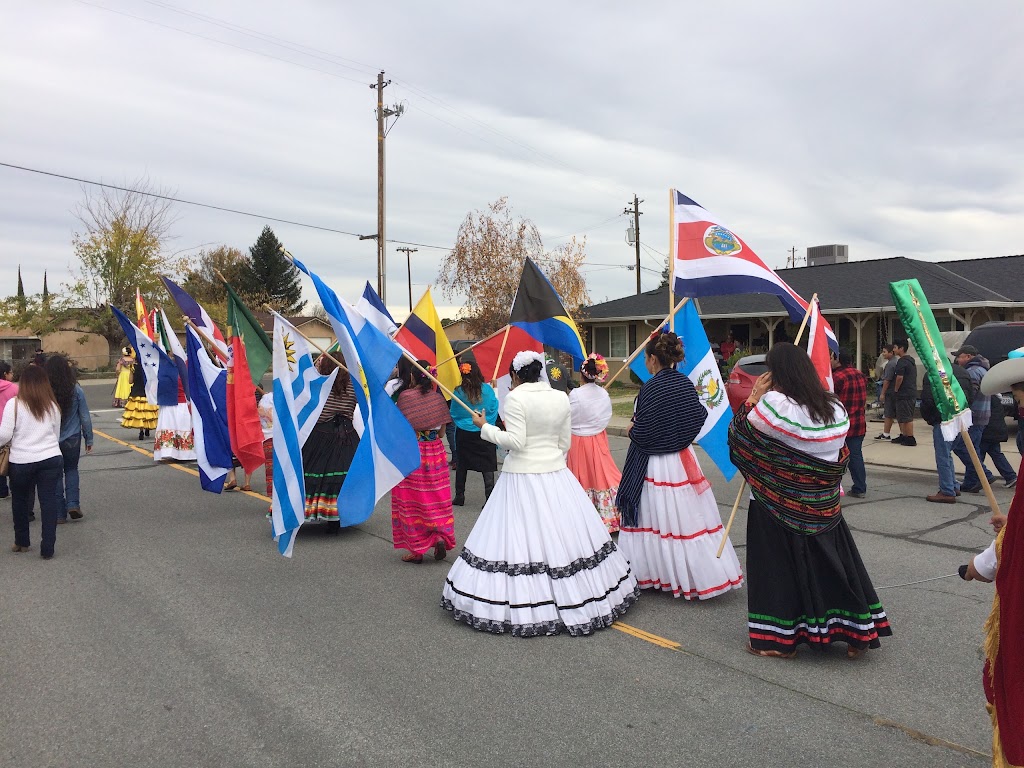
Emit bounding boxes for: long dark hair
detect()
[766,342,840,425]
[396,357,433,396]
[17,364,59,420]
[317,352,351,397]
[44,355,77,416]
[459,361,484,404]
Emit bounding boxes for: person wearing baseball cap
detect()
[952,344,992,493]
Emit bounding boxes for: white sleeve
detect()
[974,539,998,582]
[481,393,527,452]
[0,400,14,446]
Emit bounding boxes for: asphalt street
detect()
[0,382,1008,767]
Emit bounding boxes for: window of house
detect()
[594,326,609,356]
[609,325,628,358]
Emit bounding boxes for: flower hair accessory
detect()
[459,362,472,375]
[580,353,609,383]
[511,350,545,373]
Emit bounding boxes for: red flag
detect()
[472,326,542,384]
[806,299,834,392]
[226,302,265,476]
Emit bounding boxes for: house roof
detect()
[252,311,333,334]
[583,254,1024,322]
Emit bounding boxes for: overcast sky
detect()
[2,1,1023,321]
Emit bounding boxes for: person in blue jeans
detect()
[922,360,974,503]
[951,345,992,493]
[0,365,64,559]
[44,356,93,521]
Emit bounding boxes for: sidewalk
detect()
[607,407,1021,475]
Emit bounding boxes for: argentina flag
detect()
[292,256,420,526]
[629,300,737,481]
[271,313,338,557]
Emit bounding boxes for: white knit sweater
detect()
[0,399,62,464]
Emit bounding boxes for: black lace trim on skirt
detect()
[440,583,640,638]
[457,540,618,579]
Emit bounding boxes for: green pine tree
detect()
[241,226,305,314]
[16,265,25,313]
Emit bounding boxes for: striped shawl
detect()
[728,403,849,536]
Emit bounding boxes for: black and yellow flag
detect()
[509,258,585,364]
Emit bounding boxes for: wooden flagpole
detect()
[716,295,818,558]
[602,297,689,390]
[668,188,677,333]
[182,316,264,395]
[435,324,511,367]
[490,326,512,387]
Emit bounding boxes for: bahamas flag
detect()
[509,258,586,366]
[394,287,461,396]
[629,301,737,481]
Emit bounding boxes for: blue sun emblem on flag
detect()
[703,225,743,257]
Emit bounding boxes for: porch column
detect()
[844,313,870,372]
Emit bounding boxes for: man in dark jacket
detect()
[922,360,973,503]
[978,396,1017,488]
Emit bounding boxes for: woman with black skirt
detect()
[450,361,499,505]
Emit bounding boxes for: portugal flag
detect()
[225,290,266,476]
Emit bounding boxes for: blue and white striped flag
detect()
[293,256,421,526]
[629,300,737,481]
[270,313,337,557]
[111,305,180,406]
[185,326,233,492]
[355,281,398,337]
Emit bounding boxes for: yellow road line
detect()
[612,621,682,650]
[94,429,272,502]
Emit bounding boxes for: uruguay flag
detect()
[271,313,338,557]
[162,276,229,359]
[671,189,838,351]
[355,281,398,337]
[111,305,180,406]
[185,326,233,492]
[629,301,738,482]
[292,256,420,526]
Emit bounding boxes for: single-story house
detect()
[582,253,1024,375]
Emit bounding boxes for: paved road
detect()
[0,384,1007,767]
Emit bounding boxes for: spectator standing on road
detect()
[875,345,897,440]
[891,339,917,446]
[729,343,891,659]
[0,365,64,559]
[449,361,498,507]
[952,345,992,493]
[566,354,621,533]
[978,395,1017,489]
[922,360,974,503]
[831,350,868,498]
[442,350,639,636]
[0,361,18,501]
[616,330,743,600]
[112,347,134,407]
[44,356,93,523]
[390,358,456,564]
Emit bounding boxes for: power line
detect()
[545,213,625,241]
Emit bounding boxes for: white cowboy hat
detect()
[981,352,1024,395]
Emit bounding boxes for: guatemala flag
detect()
[185,326,233,492]
[671,189,838,351]
[111,305,179,406]
[355,281,398,337]
[630,300,738,482]
[293,256,420,526]
[271,313,337,557]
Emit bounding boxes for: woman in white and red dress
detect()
[391,358,457,563]
[153,377,195,461]
[616,330,743,600]
[566,354,621,533]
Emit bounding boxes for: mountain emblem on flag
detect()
[703,225,743,256]
[696,369,724,408]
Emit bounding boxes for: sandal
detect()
[745,641,796,659]
[401,553,423,563]
[846,645,864,660]
[433,541,447,561]
[223,480,238,491]
[240,485,252,492]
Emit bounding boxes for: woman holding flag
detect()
[120,356,158,441]
[616,330,743,600]
[729,342,891,659]
[441,350,638,636]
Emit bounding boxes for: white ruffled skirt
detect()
[617,448,743,600]
[441,468,639,636]
[153,402,196,461]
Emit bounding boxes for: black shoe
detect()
[890,435,906,445]
[144,429,151,437]
[452,495,465,507]
[848,491,865,498]
[139,429,145,440]
[874,434,891,441]
[960,484,982,494]
[324,521,341,535]
[899,437,917,447]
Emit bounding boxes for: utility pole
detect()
[787,246,798,268]
[624,194,643,295]
[397,246,418,312]
[370,70,404,304]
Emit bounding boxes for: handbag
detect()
[0,401,15,477]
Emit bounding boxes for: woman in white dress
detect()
[441,350,639,636]
[566,354,622,533]
[616,330,743,600]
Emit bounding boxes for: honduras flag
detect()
[185,326,233,492]
[355,281,398,337]
[629,300,737,481]
[111,305,179,406]
[270,313,338,557]
[292,257,420,526]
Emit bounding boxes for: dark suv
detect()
[960,321,1024,416]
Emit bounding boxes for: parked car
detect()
[726,353,768,411]
[960,321,1024,416]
